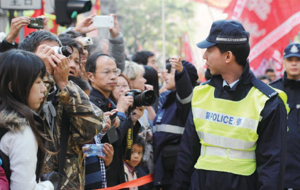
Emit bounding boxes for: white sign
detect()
[1,0,42,10]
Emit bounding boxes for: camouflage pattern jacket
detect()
[40,73,104,190]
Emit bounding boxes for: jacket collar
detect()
[90,87,115,111]
[210,60,253,90]
[282,72,300,87]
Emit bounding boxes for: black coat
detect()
[270,72,300,188]
[172,63,288,190]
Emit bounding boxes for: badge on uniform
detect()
[156,109,165,123]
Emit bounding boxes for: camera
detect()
[28,18,44,29]
[125,89,156,107]
[52,45,73,57]
[78,37,93,46]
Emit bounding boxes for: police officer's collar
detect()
[283,72,300,87]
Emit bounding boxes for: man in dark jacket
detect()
[86,53,143,188]
[270,42,300,190]
[172,20,288,190]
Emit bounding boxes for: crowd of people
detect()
[0,14,299,190]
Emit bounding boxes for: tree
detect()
[116,0,195,62]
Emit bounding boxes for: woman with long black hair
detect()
[0,50,55,189]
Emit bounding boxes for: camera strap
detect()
[59,109,70,176]
[124,126,134,161]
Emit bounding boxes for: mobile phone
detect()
[109,111,118,123]
[92,16,114,28]
[106,127,118,144]
[28,18,44,29]
[83,144,105,157]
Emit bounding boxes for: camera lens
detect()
[61,45,73,57]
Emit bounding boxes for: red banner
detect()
[182,32,194,64]
[224,0,300,76]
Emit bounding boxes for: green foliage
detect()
[116,0,195,60]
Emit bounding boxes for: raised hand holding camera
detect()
[51,53,70,90]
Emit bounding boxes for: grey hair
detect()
[123,60,145,80]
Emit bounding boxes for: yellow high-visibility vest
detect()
[192,84,288,176]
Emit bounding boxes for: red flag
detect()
[183,32,194,64]
[224,0,300,75]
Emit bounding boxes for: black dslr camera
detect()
[125,89,156,108]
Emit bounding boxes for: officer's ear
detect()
[225,51,234,64]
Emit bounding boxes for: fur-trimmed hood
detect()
[0,110,28,133]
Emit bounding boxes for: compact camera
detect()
[78,37,93,46]
[28,18,44,29]
[52,45,73,57]
[125,89,156,107]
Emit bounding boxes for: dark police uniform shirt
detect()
[172,63,288,190]
[271,72,300,189]
[153,67,194,186]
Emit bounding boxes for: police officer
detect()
[172,20,289,190]
[270,42,300,190]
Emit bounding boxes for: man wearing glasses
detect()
[85,53,136,188]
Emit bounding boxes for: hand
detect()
[51,54,70,90]
[130,106,145,125]
[112,116,120,128]
[98,143,114,166]
[145,84,153,91]
[116,95,133,113]
[169,57,183,73]
[6,16,30,43]
[108,109,120,128]
[73,15,97,34]
[82,147,88,159]
[35,44,56,75]
[37,15,50,32]
[109,14,120,38]
[101,112,112,133]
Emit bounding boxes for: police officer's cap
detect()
[197,20,249,49]
[284,43,300,59]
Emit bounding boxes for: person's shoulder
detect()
[269,78,283,88]
[200,80,210,86]
[252,78,279,99]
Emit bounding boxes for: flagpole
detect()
[162,0,166,69]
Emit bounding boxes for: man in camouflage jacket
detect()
[19,31,105,189]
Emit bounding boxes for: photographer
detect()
[123,61,156,175]
[86,53,146,187]
[18,30,105,189]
